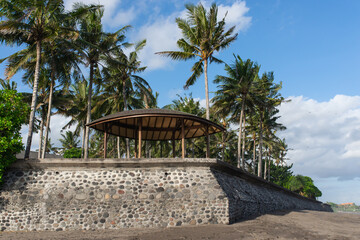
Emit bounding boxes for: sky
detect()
[1,0,360,205]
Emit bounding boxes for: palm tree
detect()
[57,80,89,157]
[20,66,52,158]
[156,3,237,120]
[213,56,260,169]
[253,72,284,177]
[73,3,130,158]
[59,130,80,150]
[262,107,286,180]
[0,0,70,159]
[0,78,17,90]
[0,0,87,159]
[40,38,82,159]
[99,40,151,158]
[3,42,75,158]
[164,94,207,158]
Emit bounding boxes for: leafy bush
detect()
[0,90,29,183]
[63,148,82,158]
[285,175,322,199]
[270,164,322,199]
[270,163,293,187]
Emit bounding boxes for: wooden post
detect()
[172,131,176,158]
[138,118,142,158]
[104,124,108,158]
[222,131,225,161]
[181,118,185,158]
[206,125,210,158]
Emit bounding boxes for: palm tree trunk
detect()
[257,112,263,177]
[41,68,55,159]
[237,99,245,168]
[192,141,195,158]
[267,149,271,181]
[38,108,45,159]
[84,63,94,159]
[25,41,41,159]
[222,120,226,161]
[204,58,210,120]
[222,133,225,161]
[81,121,86,158]
[122,79,130,158]
[268,157,271,181]
[160,141,163,158]
[241,114,246,169]
[204,58,211,158]
[264,147,268,180]
[117,136,121,158]
[148,142,152,158]
[252,134,256,173]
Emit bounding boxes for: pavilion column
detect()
[206,124,210,158]
[104,123,108,158]
[181,118,185,158]
[138,118,142,158]
[172,130,176,158]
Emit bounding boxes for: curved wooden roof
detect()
[86,109,225,140]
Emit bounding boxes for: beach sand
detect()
[1,210,359,240]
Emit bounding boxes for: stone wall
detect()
[0,158,331,231]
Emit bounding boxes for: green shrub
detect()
[0,90,29,183]
[285,175,322,199]
[63,148,82,158]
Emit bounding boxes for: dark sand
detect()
[1,210,359,240]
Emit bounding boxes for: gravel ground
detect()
[1,210,359,240]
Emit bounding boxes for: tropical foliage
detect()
[285,175,322,199]
[157,2,237,119]
[0,1,322,198]
[63,148,82,158]
[0,90,29,183]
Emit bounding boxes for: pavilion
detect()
[86,109,225,158]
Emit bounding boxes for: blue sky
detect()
[1,0,360,205]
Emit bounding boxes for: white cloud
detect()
[64,0,136,28]
[63,1,252,70]
[205,0,252,32]
[193,97,207,109]
[278,95,360,180]
[135,13,183,70]
[21,115,77,152]
[133,1,252,70]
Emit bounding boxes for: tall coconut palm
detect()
[74,3,130,158]
[40,38,83,159]
[0,0,83,159]
[213,56,260,169]
[57,80,89,157]
[100,40,151,158]
[156,3,237,120]
[4,41,76,158]
[262,107,286,180]
[253,72,284,177]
